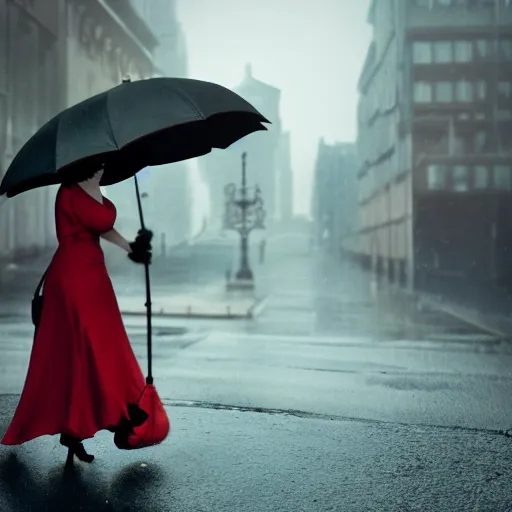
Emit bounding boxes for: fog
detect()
[178,0,372,221]
[1,3,512,508]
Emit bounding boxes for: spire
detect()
[245,62,252,79]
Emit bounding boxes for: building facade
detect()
[312,139,358,253]
[0,0,63,260]
[0,0,160,263]
[355,0,512,289]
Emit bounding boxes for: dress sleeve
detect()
[71,187,117,234]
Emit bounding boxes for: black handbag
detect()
[31,266,49,328]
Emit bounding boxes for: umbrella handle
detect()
[134,174,153,384]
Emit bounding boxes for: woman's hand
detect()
[128,248,152,265]
[129,229,153,253]
[128,228,153,265]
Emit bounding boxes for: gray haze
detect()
[177,0,372,218]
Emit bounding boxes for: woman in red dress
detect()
[1,167,152,463]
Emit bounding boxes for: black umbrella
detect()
[0,77,268,196]
[0,76,270,448]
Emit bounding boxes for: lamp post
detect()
[223,152,266,290]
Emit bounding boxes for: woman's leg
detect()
[60,433,94,463]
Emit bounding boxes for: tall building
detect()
[199,64,282,228]
[312,139,358,253]
[0,0,159,263]
[355,0,512,289]
[0,0,63,260]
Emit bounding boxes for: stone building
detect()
[0,0,159,262]
[0,0,63,260]
[355,0,512,289]
[0,0,196,264]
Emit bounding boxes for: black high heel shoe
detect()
[60,434,95,463]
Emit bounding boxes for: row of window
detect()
[415,129,512,156]
[426,164,512,191]
[412,39,512,65]
[414,0,512,8]
[413,80,512,103]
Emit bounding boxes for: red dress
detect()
[1,184,146,445]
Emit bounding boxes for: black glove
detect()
[128,247,152,265]
[130,229,153,253]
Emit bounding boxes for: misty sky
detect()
[177,0,372,217]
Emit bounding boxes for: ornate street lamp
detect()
[223,152,266,288]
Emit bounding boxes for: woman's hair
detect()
[61,166,103,187]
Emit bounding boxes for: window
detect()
[475,80,487,101]
[454,41,472,62]
[413,42,432,64]
[435,81,453,102]
[452,165,469,192]
[453,135,466,155]
[414,81,433,103]
[427,164,447,189]
[475,131,487,153]
[474,166,488,189]
[475,39,490,59]
[500,39,512,61]
[503,129,512,151]
[497,110,512,120]
[494,166,512,189]
[498,82,512,100]
[455,80,473,102]
[433,41,452,63]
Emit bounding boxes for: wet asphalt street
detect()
[1,252,512,511]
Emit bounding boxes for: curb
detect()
[384,283,511,340]
[421,298,509,339]
[120,310,250,320]
[120,296,268,321]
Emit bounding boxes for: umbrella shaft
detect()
[144,261,153,384]
[134,173,152,383]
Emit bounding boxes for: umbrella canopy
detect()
[0,77,269,197]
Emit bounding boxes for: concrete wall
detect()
[356,0,407,282]
[0,0,62,260]
[407,1,512,31]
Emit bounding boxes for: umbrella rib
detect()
[171,84,206,120]
[105,93,120,150]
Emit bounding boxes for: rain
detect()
[1,1,512,511]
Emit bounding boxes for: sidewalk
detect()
[117,285,267,319]
[0,250,278,320]
[411,289,512,339]
[380,280,512,339]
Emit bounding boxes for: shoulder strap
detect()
[34,265,50,299]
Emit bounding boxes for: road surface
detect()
[0,254,511,511]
